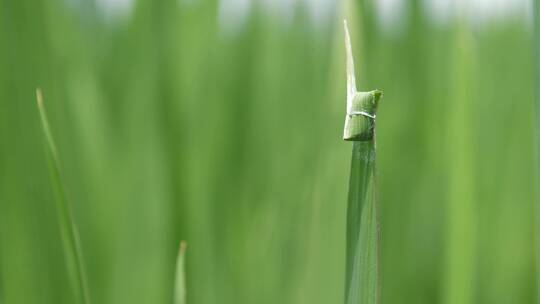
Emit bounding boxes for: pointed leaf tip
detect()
[344,19,356,103]
[36,88,43,107]
[175,241,187,304]
[36,88,91,304]
[179,241,187,255]
[372,90,383,107]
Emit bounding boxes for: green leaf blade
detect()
[36,89,91,304]
[174,241,187,304]
[343,21,381,304]
[345,141,379,304]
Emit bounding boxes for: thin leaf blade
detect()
[342,22,381,304]
[345,141,379,304]
[36,89,91,304]
[344,19,357,105]
[174,241,187,304]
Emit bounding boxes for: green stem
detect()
[36,89,91,304]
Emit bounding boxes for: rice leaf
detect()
[442,15,477,304]
[343,21,381,304]
[174,241,187,304]
[36,89,91,304]
[532,1,540,300]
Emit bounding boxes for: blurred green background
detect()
[0,0,537,303]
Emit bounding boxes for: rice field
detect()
[0,0,537,304]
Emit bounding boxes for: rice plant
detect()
[174,241,187,304]
[343,21,382,304]
[36,89,91,304]
[532,0,540,300]
[0,1,536,304]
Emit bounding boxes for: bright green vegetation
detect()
[0,1,537,304]
[345,141,379,304]
[36,89,91,304]
[534,0,540,299]
[174,241,187,304]
[343,91,382,141]
[443,15,476,304]
[343,20,381,304]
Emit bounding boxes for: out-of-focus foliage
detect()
[0,0,536,304]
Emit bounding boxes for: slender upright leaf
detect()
[174,241,187,304]
[532,1,540,301]
[343,21,382,304]
[36,89,91,304]
[443,12,477,304]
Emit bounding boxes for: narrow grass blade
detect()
[442,13,477,304]
[174,241,187,304]
[36,89,91,304]
[345,141,379,304]
[344,19,357,103]
[342,21,381,304]
[532,1,540,301]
